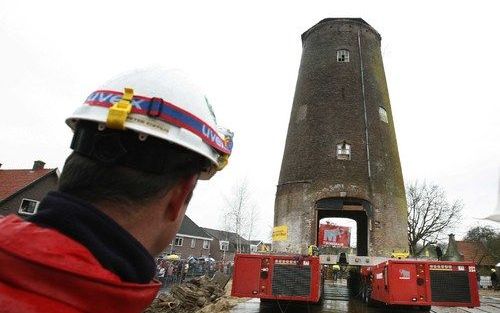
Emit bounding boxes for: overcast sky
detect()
[1,0,499,242]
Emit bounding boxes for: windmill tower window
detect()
[337,142,351,160]
[337,50,350,62]
[379,107,388,123]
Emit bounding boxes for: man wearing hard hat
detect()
[0,68,233,312]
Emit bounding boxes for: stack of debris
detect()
[145,275,234,313]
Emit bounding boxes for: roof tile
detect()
[0,168,56,201]
[456,241,497,266]
[178,216,212,239]
[202,227,250,244]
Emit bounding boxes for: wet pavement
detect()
[231,298,500,313]
[230,280,500,313]
[231,298,385,313]
[230,280,387,313]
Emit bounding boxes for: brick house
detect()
[456,240,498,275]
[0,161,58,217]
[249,240,261,253]
[250,241,272,253]
[249,240,272,253]
[163,215,213,259]
[202,228,251,262]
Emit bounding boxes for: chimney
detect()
[32,160,45,171]
[442,233,464,262]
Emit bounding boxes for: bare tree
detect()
[465,225,500,259]
[245,203,259,241]
[464,225,497,243]
[221,180,259,252]
[407,181,463,256]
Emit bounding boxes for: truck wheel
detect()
[418,306,431,312]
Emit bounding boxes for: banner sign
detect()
[318,223,350,247]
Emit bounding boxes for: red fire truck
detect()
[231,253,480,309]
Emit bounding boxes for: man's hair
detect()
[59,124,210,206]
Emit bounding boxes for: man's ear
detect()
[165,175,198,222]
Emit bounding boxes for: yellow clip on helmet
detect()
[66,68,233,179]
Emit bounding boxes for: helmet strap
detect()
[70,121,210,175]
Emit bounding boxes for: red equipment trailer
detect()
[231,253,322,303]
[232,253,480,310]
[360,259,480,308]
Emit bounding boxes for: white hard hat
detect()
[66,68,233,179]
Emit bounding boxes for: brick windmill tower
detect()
[274,18,408,256]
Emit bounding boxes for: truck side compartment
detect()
[231,253,322,303]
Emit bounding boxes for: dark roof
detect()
[456,241,497,266]
[202,228,251,253]
[178,216,212,239]
[301,18,381,42]
[0,168,57,203]
[202,227,250,245]
[249,240,262,245]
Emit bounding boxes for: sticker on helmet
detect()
[84,90,232,155]
[127,115,171,133]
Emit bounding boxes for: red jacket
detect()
[0,215,160,313]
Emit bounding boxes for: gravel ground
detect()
[479,289,500,298]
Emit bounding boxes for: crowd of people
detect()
[156,257,234,288]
